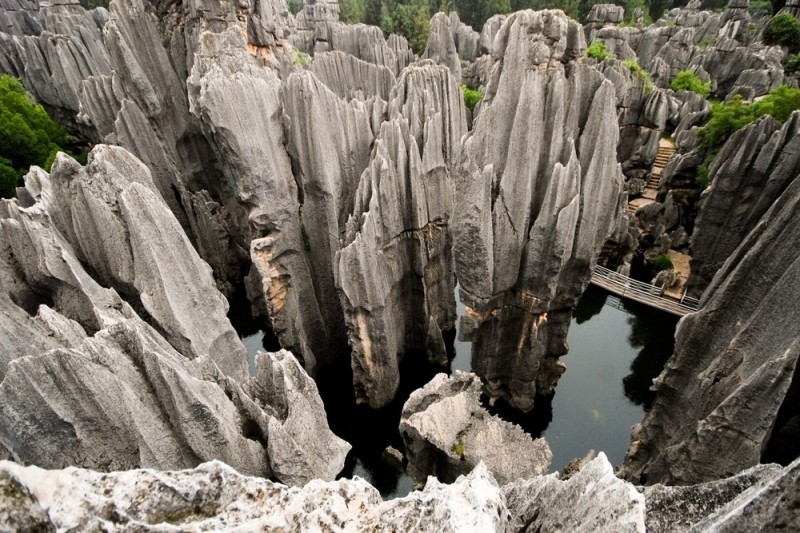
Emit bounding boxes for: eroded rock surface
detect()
[453,10,625,411]
[0,147,348,486]
[335,62,464,407]
[0,460,509,531]
[620,171,800,486]
[687,112,800,296]
[400,372,552,486]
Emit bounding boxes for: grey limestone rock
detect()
[689,456,800,531]
[388,32,416,73]
[0,459,509,531]
[424,12,461,81]
[619,170,800,485]
[504,453,646,532]
[587,3,625,24]
[2,451,800,530]
[295,0,339,32]
[449,11,480,62]
[453,10,624,411]
[400,372,552,486]
[335,61,465,407]
[642,463,783,532]
[283,68,375,368]
[0,314,348,484]
[309,22,399,73]
[0,469,52,533]
[310,50,396,101]
[40,147,248,380]
[187,29,329,374]
[688,112,800,296]
[479,14,506,55]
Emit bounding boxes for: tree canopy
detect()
[0,75,73,198]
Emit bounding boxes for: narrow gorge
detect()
[0,0,799,530]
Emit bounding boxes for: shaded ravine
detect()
[235,284,677,497]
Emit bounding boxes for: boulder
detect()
[505,453,645,532]
[400,373,552,486]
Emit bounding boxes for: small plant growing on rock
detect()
[461,85,483,113]
[782,52,800,73]
[586,41,613,61]
[671,70,711,98]
[763,13,800,53]
[651,254,674,271]
[451,440,465,459]
[622,59,653,93]
[293,50,311,68]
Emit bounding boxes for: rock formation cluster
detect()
[2,453,798,531]
[0,146,349,486]
[1,0,800,527]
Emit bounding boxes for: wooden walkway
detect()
[590,265,699,316]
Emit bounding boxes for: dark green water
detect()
[238,284,678,497]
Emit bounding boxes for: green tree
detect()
[586,40,613,61]
[454,0,511,31]
[340,0,367,23]
[0,75,73,198]
[381,0,431,54]
[461,84,483,111]
[671,69,711,98]
[698,86,800,150]
[763,13,800,53]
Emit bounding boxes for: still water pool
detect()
[239,284,678,498]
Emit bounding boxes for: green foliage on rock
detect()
[671,70,711,98]
[293,50,311,68]
[0,75,72,198]
[782,52,800,73]
[622,58,653,93]
[763,13,800,53]
[461,84,483,112]
[697,86,800,150]
[651,254,674,271]
[586,41,613,61]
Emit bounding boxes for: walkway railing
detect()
[590,265,700,316]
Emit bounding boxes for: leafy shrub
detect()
[783,52,800,73]
[697,85,800,150]
[697,38,711,50]
[763,13,800,53]
[671,70,711,98]
[293,50,311,68]
[461,85,483,112]
[0,75,72,198]
[586,41,613,61]
[651,254,674,271]
[622,59,653,93]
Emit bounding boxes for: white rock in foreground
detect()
[0,460,508,532]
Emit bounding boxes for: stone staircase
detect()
[631,139,676,208]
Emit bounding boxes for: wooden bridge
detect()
[590,265,700,316]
